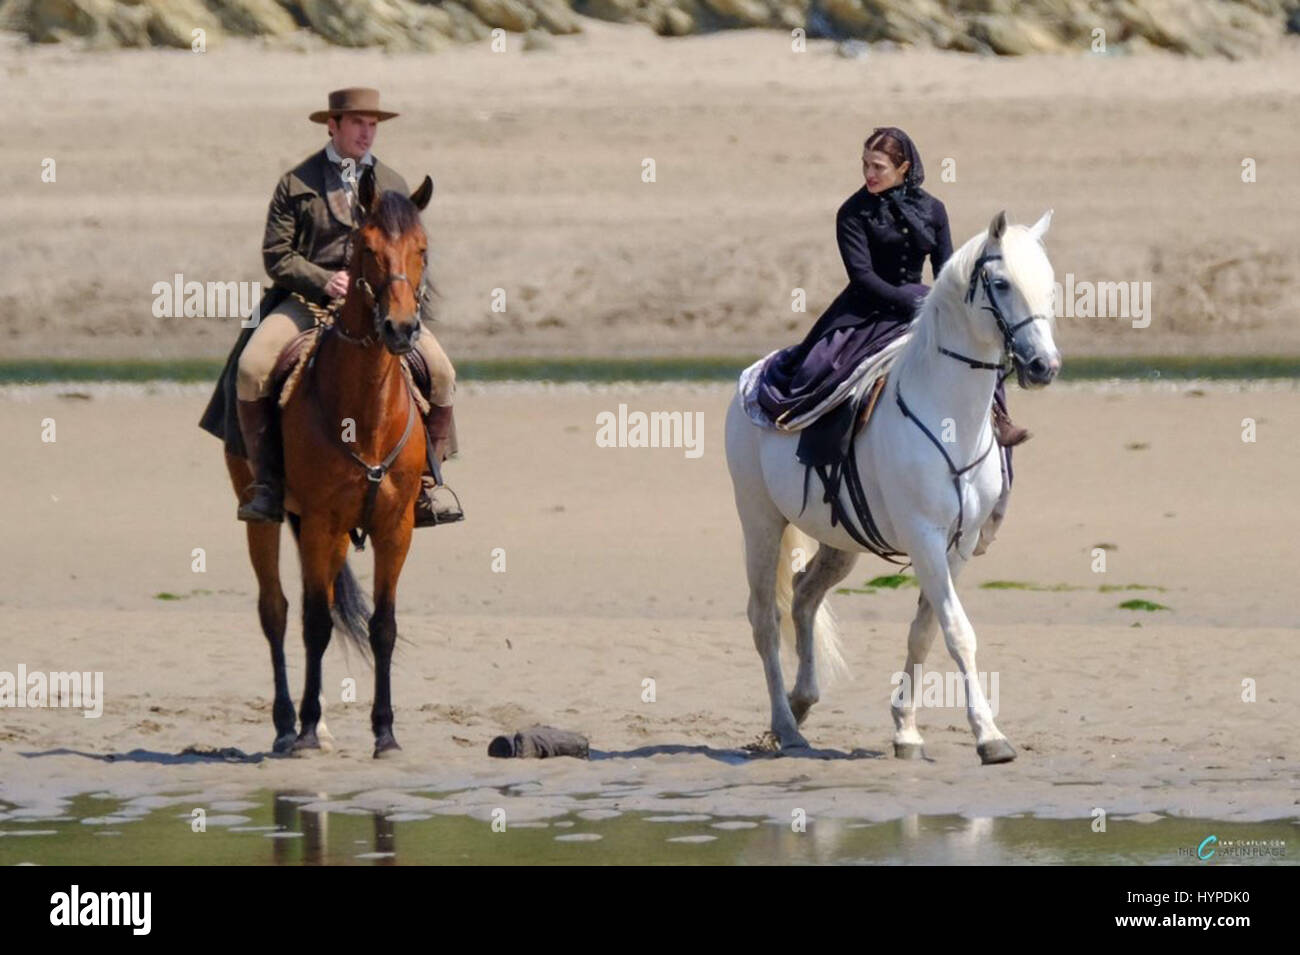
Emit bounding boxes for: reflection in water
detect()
[372,813,396,866]
[270,791,396,865]
[0,788,1293,866]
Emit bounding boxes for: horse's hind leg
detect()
[316,694,335,753]
[227,453,295,754]
[789,545,857,726]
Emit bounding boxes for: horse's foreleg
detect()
[789,545,857,725]
[230,449,295,755]
[904,536,1012,764]
[369,524,411,759]
[294,524,345,753]
[890,592,938,758]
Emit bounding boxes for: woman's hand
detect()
[902,282,930,304]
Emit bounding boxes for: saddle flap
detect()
[855,374,889,439]
[404,346,431,402]
[270,326,321,404]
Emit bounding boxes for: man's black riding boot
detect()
[236,397,284,523]
[414,403,464,528]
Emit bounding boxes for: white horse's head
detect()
[959,210,1061,388]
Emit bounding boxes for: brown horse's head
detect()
[348,167,435,354]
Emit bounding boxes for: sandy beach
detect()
[2,24,1299,362]
[1,380,1296,830]
[1,20,1297,865]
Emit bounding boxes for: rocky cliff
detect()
[2,0,1298,57]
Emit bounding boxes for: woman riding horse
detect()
[756,126,1028,451]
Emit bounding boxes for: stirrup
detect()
[415,482,464,527]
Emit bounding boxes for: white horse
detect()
[724,210,1060,764]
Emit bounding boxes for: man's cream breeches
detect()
[235,295,456,406]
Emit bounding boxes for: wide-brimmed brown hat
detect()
[309,88,399,124]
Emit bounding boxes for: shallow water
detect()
[0,790,1293,865]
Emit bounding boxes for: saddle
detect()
[738,332,909,435]
[736,346,907,563]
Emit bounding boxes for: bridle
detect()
[331,267,424,349]
[937,248,1050,376]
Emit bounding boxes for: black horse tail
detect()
[286,513,372,664]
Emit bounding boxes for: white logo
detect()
[49,885,151,935]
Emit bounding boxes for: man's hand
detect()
[326,270,350,300]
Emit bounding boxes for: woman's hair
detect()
[863,129,907,170]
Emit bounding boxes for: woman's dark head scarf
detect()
[864,126,937,254]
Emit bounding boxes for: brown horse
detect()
[224,167,435,758]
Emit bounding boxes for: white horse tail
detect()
[774,525,850,686]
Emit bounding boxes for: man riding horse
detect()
[199,87,463,527]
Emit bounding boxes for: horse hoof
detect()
[781,734,810,752]
[894,742,925,760]
[292,732,321,754]
[977,739,1016,765]
[272,733,297,755]
[373,736,402,759]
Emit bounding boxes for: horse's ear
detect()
[1029,208,1053,242]
[410,175,434,212]
[358,164,378,215]
[988,210,1008,241]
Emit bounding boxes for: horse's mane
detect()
[368,190,424,239]
[360,190,438,301]
[897,223,1052,374]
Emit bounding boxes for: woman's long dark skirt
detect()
[755,312,1014,487]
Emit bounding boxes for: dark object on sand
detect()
[488,725,590,759]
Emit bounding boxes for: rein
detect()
[309,356,418,552]
[893,382,997,554]
[825,248,1033,560]
[297,274,422,552]
[888,248,1037,554]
